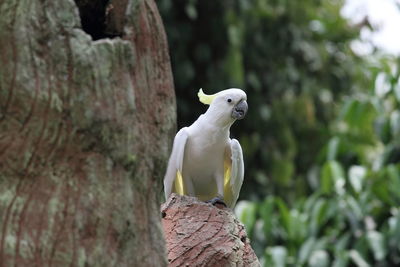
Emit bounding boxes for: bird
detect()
[163,88,248,208]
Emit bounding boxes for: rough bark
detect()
[162,194,260,267]
[0,0,174,266]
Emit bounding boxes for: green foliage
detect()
[235,58,400,265]
[158,0,400,265]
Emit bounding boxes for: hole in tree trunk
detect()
[74,0,127,40]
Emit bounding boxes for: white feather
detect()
[163,127,189,199]
[228,139,245,207]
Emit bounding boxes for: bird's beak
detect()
[232,100,248,120]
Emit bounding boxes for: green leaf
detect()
[348,165,366,193]
[310,199,329,235]
[271,157,295,187]
[308,250,330,267]
[390,110,400,138]
[235,201,257,235]
[314,237,329,251]
[349,249,370,267]
[260,196,275,239]
[341,99,378,141]
[224,47,244,86]
[375,72,391,97]
[266,246,287,267]
[288,209,307,242]
[184,0,198,20]
[275,198,291,235]
[332,252,349,267]
[366,230,387,261]
[344,195,363,226]
[375,116,391,144]
[327,137,340,161]
[303,193,321,214]
[298,237,316,264]
[387,165,400,199]
[394,78,400,101]
[321,161,345,195]
[388,212,400,249]
[334,233,351,253]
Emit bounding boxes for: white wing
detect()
[163,127,189,199]
[224,138,244,208]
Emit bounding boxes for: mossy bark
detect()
[0,0,175,266]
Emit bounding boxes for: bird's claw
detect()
[206,196,227,207]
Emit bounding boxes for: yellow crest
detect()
[198,88,218,105]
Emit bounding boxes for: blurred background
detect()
[157,0,400,266]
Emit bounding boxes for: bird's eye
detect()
[227,98,232,103]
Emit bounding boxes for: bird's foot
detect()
[206,196,227,208]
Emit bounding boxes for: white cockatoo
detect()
[164,88,248,208]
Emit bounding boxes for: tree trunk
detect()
[162,194,260,267]
[0,0,175,266]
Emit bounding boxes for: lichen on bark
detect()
[0,0,175,266]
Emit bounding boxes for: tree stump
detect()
[161,194,260,267]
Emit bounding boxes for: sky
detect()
[342,0,400,55]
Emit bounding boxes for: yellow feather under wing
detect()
[174,170,185,195]
[223,156,234,207]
